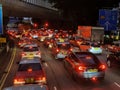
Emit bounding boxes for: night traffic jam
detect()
[0,22,120,90]
[0,0,120,90]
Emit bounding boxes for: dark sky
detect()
[55,0,120,26]
[97,0,119,8]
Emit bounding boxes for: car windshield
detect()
[23,47,39,52]
[58,43,71,49]
[91,43,100,47]
[18,63,42,71]
[76,53,100,66]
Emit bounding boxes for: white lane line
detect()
[54,86,57,90]
[114,82,120,88]
[0,48,16,89]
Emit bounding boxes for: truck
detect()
[77,26,104,43]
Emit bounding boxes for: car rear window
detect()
[23,47,39,52]
[58,44,70,49]
[76,53,100,66]
[18,63,42,71]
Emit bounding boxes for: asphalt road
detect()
[1,41,120,90]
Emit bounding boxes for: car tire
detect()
[72,72,76,81]
[55,55,58,60]
[107,60,112,68]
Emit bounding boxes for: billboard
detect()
[99,9,118,31]
[0,4,3,34]
[77,26,92,39]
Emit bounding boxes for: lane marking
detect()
[54,86,57,90]
[0,47,16,89]
[114,82,120,88]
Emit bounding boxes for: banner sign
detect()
[99,9,118,31]
[0,4,3,34]
[0,38,6,43]
[78,26,92,39]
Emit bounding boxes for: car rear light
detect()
[56,49,60,52]
[99,64,106,71]
[36,76,46,83]
[21,53,26,56]
[29,37,32,39]
[70,48,72,51]
[36,52,41,55]
[91,77,97,81]
[56,35,59,38]
[47,41,50,44]
[14,78,25,85]
[18,42,21,45]
[77,41,79,44]
[27,68,32,72]
[75,65,86,72]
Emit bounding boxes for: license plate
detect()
[63,52,67,54]
[28,54,34,57]
[25,78,34,83]
[94,48,99,50]
[88,69,98,72]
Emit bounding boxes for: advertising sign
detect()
[78,26,92,39]
[0,38,6,43]
[0,4,3,34]
[99,9,118,31]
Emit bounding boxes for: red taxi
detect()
[13,59,46,85]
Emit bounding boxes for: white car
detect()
[88,43,102,54]
[21,44,41,58]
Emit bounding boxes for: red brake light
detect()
[76,65,86,72]
[29,46,33,49]
[36,52,41,55]
[36,76,46,81]
[56,49,59,52]
[70,48,72,51]
[99,64,106,70]
[27,68,32,72]
[78,66,84,71]
[91,77,97,81]
[77,41,79,44]
[47,41,50,44]
[18,42,21,45]
[21,53,26,56]
[14,78,25,84]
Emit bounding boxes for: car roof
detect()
[74,51,94,56]
[20,57,41,64]
[24,43,38,47]
[3,84,48,90]
[56,41,70,44]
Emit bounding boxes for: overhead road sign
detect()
[99,9,118,31]
[0,4,3,34]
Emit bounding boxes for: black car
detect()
[64,52,106,81]
[107,52,120,68]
